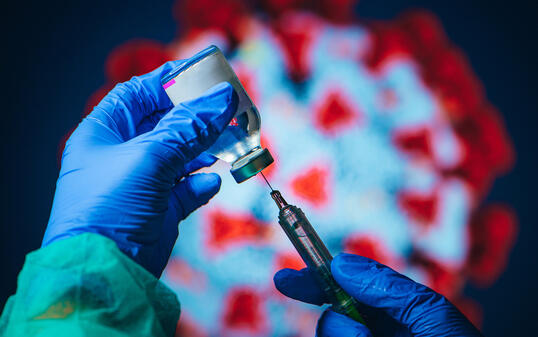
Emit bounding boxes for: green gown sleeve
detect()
[0,233,180,337]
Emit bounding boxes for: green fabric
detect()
[0,233,180,337]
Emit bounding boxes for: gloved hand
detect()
[42,60,238,278]
[274,253,483,337]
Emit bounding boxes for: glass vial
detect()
[161,45,273,183]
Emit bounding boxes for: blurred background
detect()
[2,0,537,336]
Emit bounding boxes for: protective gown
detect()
[0,233,180,337]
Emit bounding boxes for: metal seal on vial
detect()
[230,148,274,183]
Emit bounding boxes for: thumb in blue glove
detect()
[274,253,482,337]
[43,60,238,278]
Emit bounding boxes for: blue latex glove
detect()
[42,60,238,278]
[274,253,483,337]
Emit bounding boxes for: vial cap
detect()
[230,148,274,183]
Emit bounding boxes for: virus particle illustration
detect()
[71,1,517,335]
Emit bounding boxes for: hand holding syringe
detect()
[260,172,367,325]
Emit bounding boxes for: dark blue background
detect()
[2,1,536,335]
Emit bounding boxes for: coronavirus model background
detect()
[70,1,517,336]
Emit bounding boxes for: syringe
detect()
[260,173,367,325]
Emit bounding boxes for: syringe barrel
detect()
[278,205,366,324]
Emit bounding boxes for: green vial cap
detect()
[230,148,274,183]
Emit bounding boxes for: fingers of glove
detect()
[181,152,218,176]
[316,310,373,337]
[273,268,329,306]
[169,173,222,221]
[145,172,221,278]
[140,81,238,169]
[135,108,170,135]
[331,253,467,334]
[86,60,184,142]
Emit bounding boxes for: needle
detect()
[259,171,274,192]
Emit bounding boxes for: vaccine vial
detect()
[161,45,274,183]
